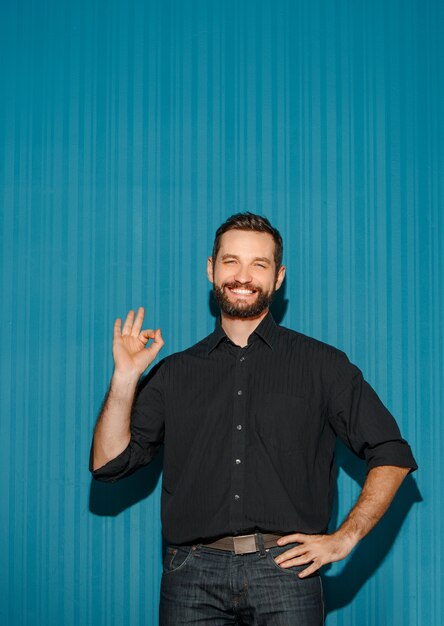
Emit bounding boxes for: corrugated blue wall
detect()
[1,0,442,624]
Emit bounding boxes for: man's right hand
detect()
[113,307,164,379]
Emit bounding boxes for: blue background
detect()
[1,0,442,624]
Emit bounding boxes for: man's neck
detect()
[220,308,269,348]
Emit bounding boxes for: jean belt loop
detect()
[257,532,266,557]
[193,543,202,557]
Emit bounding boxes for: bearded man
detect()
[90,212,417,625]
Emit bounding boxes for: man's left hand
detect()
[274,467,411,578]
[273,532,355,578]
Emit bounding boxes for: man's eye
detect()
[224,260,236,264]
[254,263,266,269]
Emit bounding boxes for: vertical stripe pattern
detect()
[0,0,442,624]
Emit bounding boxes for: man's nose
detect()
[234,265,253,283]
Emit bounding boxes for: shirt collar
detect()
[206,311,278,354]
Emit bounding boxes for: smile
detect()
[227,287,257,296]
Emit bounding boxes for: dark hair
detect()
[212,212,283,270]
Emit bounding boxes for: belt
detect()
[202,532,284,555]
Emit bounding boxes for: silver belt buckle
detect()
[233,534,258,554]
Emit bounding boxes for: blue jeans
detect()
[159,535,324,625]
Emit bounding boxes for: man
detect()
[90,212,417,625]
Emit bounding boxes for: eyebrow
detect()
[220,254,272,264]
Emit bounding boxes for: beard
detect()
[212,281,275,319]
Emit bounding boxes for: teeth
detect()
[231,289,254,294]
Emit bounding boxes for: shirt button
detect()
[236,424,242,430]
[235,459,241,464]
[234,494,240,500]
[240,356,245,362]
[237,390,243,395]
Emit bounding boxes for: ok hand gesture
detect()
[112,307,164,378]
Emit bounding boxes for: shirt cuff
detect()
[89,441,132,483]
[364,440,418,473]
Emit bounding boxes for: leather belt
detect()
[202,532,283,555]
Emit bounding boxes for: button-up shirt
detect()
[90,313,417,545]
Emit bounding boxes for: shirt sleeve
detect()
[89,360,167,482]
[327,353,418,473]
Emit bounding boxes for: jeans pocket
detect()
[163,545,194,575]
[266,544,318,578]
[267,552,307,575]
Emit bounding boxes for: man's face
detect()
[207,230,286,319]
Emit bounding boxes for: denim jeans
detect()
[159,535,324,625]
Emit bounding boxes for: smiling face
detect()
[207,229,286,319]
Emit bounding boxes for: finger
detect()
[277,533,308,546]
[138,329,155,345]
[113,318,122,337]
[131,307,145,336]
[147,328,165,357]
[298,561,321,578]
[122,310,135,336]
[274,547,307,564]
[277,555,313,568]
[153,328,164,345]
[139,329,156,340]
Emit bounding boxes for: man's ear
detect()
[207,257,214,283]
[275,265,286,290]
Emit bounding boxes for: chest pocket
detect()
[254,392,310,453]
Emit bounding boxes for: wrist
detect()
[111,369,140,389]
[332,525,360,552]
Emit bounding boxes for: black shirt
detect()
[90,313,417,545]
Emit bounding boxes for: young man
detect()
[90,212,417,625]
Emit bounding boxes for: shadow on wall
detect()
[322,440,422,614]
[89,450,163,517]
